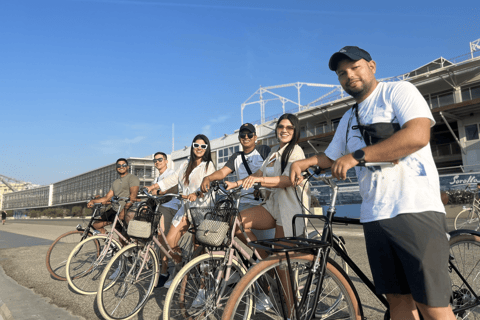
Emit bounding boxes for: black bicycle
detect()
[222,163,480,320]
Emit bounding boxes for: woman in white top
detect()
[226,114,309,317]
[153,134,215,264]
[226,113,310,257]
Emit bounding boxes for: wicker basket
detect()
[127,201,160,239]
[189,207,237,247]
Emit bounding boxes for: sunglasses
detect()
[193,143,208,149]
[239,132,254,139]
[277,125,295,131]
[116,163,128,168]
[153,158,164,163]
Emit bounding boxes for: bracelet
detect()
[236,181,239,187]
[195,191,201,197]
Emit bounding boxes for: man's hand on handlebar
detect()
[225,180,240,190]
[331,153,358,181]
[200,176,211,193]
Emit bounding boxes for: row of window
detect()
[423,84,480,109]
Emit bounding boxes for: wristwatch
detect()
[352,149,366,166]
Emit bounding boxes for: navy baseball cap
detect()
[239,123,256,133]
[328,46,372,71]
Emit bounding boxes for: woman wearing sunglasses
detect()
[226,113,310,254]
[149,134,215,288]
[226,113,310,318]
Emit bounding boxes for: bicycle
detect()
[162,181,349,320]
[46,200,105,281]
[454,194,480,231]
[222,163,480,320]
[96,189,203,320]
[65,196,132,295]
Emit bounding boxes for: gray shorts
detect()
[158,206,177,236]
[363,211,451,307]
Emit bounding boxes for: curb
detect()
[0,298,13,320]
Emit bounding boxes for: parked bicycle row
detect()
[45,46,480,320]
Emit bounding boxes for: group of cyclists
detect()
[86,112,311,293]
[73,45,459,320]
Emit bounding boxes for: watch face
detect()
[354,149,365,160]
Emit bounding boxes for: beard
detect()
[343,79,374,100]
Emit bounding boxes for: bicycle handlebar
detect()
[139,187,185,202]
[308,162,395,182]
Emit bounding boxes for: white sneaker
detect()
[163,273,175,289]
[191,289,206,308]
[255,291,273,312]
[109,264,121,280]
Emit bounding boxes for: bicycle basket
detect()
[127,201,160,239]
[189,207,237,247]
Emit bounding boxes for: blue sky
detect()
[1,0,479,185]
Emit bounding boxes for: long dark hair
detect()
[276,113,300,174]
[184,134,212,185]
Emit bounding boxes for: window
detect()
[460,85,480,102]
[300,126,307,138]
[472,85,480,100]
[438,92,454,107]
[331,118,341,131]
[465,124,479,141]
[217,145,240,165]
[462,88,471,101]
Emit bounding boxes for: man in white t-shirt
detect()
[146,152,181,287]
[291,46,454,319]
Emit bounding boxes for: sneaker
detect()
[109,264,122,280]
[191,289,206,308]
[155,273,170,288]
[255,291,273,312]
[163,273,176,289]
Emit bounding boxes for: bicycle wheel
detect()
[46,230,91,281]
[66,235,121,295]
[97,243,159,320]
[449,233,480,319]
[222,253,362,320]
[163,252,248,320]
[454,209,480,231]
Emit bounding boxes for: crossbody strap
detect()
[240,152,253,175]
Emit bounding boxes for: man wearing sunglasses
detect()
[145,152,182,287]
[88,158,140,234]
[201,123,270,212]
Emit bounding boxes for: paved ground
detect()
[0,205,462,319]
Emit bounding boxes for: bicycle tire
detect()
[163,252,248,320]
[449,233,480,318]
[66,235,121,295]
[454,209,480,231]
[222,253,362,320]
[46,230,92,281]
[97,243,159,320]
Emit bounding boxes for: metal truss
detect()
[0,174,34,192]
[241,82,342,125]
[471,38,480,59]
